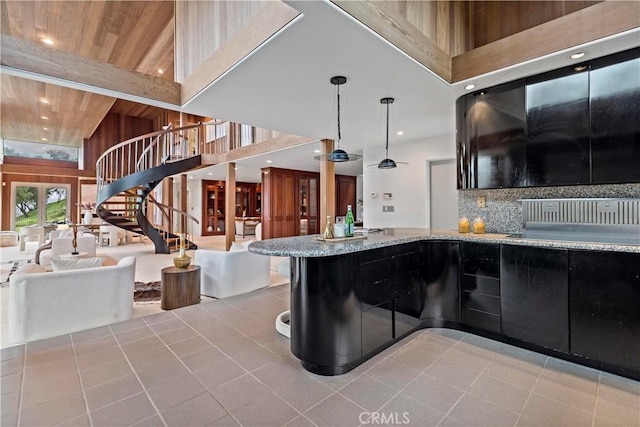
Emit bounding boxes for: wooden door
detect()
[335,175,356,218]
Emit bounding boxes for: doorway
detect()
[428,159,458,230]
[10,182,71,232]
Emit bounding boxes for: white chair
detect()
[19,226,44,251]
[255,223,262,241]
[99,225,124,247]
[39,236,97,268]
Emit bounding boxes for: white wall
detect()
[186,178,203,236]
[363,133,455,228]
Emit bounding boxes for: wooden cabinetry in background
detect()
[335,175,357,218]
[202,181,226,236]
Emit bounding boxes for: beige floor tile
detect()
[90,392,157,427]
[79,358,133,389]
[136,358,190,389]
[161,392,227,427]
[0,345,24,361]
[519,393,593,426]
[389,347,441,372]
[70,326,112,344]
[173,307,216,324]
[20,391,86,426]
[84,374,144,411]
[252,359,306,389]
[194,359,247,391]
[403,374,464,414]
[24,344,75,368]
[140,311,177,326]
[72,335,119,357]
[200,301,241,317]
[231,392,298,427]
[181,346,229,373]
[1,359,23,377]
[148,317,187,335]
[130,415,164,427]
[215,336,261,357]
[468,374,530,413]
[273,374,334,412]
[109,318,147,333]
[380,393,445,426]
[533,376,597,413]
[230,317,272,335]
[126,345,178,371]
[1,390,19,417]
[424,358,484,390]
[210,414,241,426]
[305,368,362,391]
[0,371,21,394]
[59,413,90,426]
[243,323,283,345]
[113,325,156,345]
[22,372,82,409]
[147,374,206,411]
[447,392,518,427]
[157,325,199,345]
[261,337,292,357]
[26,335,71,353]
[303,393,365,426]
[284,415,314,427]
[120,335,165,357]
[23,356,77,385]
[595,397,640,426]
[211,374,271,412]
[232,346,281,371]
[339,374,398,412]
[365,358,419,390]
[76,346,125,372]
[484,360,540,391]
[168,335,212,358]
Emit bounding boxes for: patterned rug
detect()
[134,281,161,302]
[0,259,32,286]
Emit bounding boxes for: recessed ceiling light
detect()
[157,69,164,74]
[464,84,476,90]
[41,138,47,141]
[40,98,50,104]
[208,172,212,175]
[313,149,321,154]
[189,176,193,179]
[234,167,238,170]
[397,131,404,136]
[42,127,48,131]
[570,52,586,60]
[41,116,49,120]
[40,37,55,46]
[574,65,587,72]
[266,160,273,163]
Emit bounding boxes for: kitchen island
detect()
[249,228,640,379]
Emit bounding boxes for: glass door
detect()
[11,183,70,232]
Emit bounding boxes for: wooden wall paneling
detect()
[225,163,236,250]
[179,1,300,102]
[453,1,637,82]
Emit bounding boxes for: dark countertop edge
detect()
[248,229,640,257]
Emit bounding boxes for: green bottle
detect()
[345,205,355,237]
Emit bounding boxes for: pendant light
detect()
[314,76,362,162]
[369,97,407,169]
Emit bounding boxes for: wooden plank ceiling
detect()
[0,0,174,147]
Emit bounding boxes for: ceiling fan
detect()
[368,97,408,169]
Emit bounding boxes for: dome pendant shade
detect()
[314,75,362,163]
[377,158,397,169]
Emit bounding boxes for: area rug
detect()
[134,281,161,302]
[0,259,32,286]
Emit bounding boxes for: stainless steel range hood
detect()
[518,198,640,245]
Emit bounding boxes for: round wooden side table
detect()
[160,265,201,310]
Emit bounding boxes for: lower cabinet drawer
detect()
[463,308,501,334]
[462,291,501,316]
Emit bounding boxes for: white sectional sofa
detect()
[194,248,271,298]
[9,256,136,343]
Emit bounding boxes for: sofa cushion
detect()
[13,263,47,275]
[51,257,104,271]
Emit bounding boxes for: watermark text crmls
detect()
[359,411,410,425]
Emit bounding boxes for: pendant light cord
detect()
[336,84,342,146]
[385,100,389,156]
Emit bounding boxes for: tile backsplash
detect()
[458,184,640,233]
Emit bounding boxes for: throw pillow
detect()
[51,257,104,272]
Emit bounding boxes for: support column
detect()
[180,174,187,234]
[163,177,174,234]
[320,139,336,232]
[225,162,236,251]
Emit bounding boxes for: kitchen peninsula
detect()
[249,229,640,380]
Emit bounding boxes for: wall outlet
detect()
[477,196,486,208]
[383,205,394,212]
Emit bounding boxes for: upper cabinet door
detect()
[591,57,640,184]
[526,70,590,186]
[458,81,527,189]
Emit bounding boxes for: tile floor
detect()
[2,283,639,427]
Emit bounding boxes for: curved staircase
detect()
[96,121,225,254]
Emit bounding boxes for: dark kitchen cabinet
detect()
[501,245,569,352]
[590,53,640,184]
[526,68,590,186]
[457,81,527,189]
[569,250,640,377]
[421,241,460,323]
[461,242,501,333]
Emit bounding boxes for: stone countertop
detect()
[248,228,640,257]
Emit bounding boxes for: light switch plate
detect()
[383,205,394,212]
